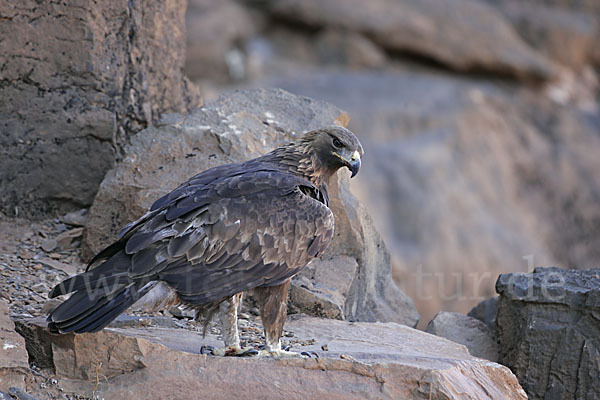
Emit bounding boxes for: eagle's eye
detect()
[332,138,343,149]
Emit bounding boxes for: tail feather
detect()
[77,284,151,333]
[50,251,131,298]
[48,282,152,334]
[47,246,160,334]
[49,272,130,299]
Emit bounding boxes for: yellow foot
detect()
[200,345,258,357]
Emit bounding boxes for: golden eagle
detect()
[47,126,363,358]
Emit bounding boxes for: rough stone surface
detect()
[289,255,357,319]
[425,311,499,362]
[270,0,556,81]
[83,88,419,326]
[0,0,201,217]
[0,300,28,391]
[17,316,526,399]
[496,267,600,400]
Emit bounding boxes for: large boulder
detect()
[83,88,419,326]
[496,267,600,400]
[0,301,28,392]
[269,0,556,81]
[0,0,200,217]
[16,316,526,399]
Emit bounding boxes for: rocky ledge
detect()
[12,314,525,400]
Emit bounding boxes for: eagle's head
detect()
[271,126,363,186]
[298,126,363,183]
[305,126,363,178]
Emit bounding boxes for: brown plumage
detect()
[47,126,363,357]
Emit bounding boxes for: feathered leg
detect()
[207,293,256,356]
[254,279,301,358]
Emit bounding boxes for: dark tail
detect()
[47,250,151,334]
[47,281,152,333]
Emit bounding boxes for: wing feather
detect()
[116,163,334,305]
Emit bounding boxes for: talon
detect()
[282,345,292,351]
[209,345,256,356]
[200,345,215,355]
[224,348,238,356]
[239,349,259,357]
[300,351,319,358]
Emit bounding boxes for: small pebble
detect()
[41,239,58,252]
[321,344,329,351]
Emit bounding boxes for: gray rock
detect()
[18,316,526,399]
[107,315,179,330]
[425,311,499,362]
[60,209,88,227]
[270,0,556,81]
[83,88,418,326]
[289,255,358,319]
[467,297,498,331]
[11,318,54,370]
[496,267,600,400]
[40,239,57,253]
[0,0,200,218]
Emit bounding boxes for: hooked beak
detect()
[336,149,361,178]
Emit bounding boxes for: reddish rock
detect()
[0,301,28,391]
[18,316,526,399]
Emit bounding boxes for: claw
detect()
[239,348,259,357]
[282,344,292,351]
[200,345,215,355]
[207,345,256,357]
[300,351,319,358]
